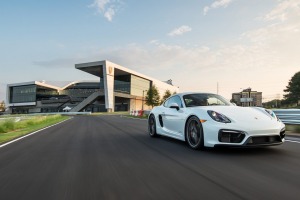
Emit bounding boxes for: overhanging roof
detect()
[75,61,105,77]
[7,81,61,91]
[75,60,179,91]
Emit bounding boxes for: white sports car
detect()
[148,92,285,149]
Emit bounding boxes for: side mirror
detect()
[169,103,180,111]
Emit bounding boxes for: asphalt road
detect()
[0,115,300,200]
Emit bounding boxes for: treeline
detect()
[264,71,300,109]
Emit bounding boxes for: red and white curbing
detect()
[130,110,149,117]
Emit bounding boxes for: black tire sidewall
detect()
[185,116,204,149]
[148,115,157,137]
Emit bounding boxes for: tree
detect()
[145,85,160,108]
[0,101,5,112]
[284,71,300,106]
[161,90,172,104]
[262,99,282,109]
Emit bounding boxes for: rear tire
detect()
[185,116,204,149]
[148,115,158,137]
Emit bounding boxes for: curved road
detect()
[0,115,300,200]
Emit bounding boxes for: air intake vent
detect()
[218,130,245,143]
[246,135,282,145]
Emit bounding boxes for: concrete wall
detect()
[152,80,179,99]
[103,63,115,112]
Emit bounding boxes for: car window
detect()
[168,96,183,108]
[183,93,230,107]
[163,99,170,107]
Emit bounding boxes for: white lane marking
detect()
[0,118,72,149]
[285,140,300,144]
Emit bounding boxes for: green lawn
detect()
[0,115,70,144]
[286,124,300,133]
[122,115,148,119]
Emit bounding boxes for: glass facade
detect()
[10,85,36,103]
[130,75,150,96]
[8,72,152,113]
[114,75,130,94]
[36,86,59,100]
[60,82,102,99]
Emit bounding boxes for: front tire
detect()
[148,115,158,137]
[185,116,204,149]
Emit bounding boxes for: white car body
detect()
[148,92,285,148]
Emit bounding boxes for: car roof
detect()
[174,92,218,97]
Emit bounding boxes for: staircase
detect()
[70,91,102,112]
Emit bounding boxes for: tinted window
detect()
[167,96,183,108]
[183,93,230,107]
[163,99,170,107]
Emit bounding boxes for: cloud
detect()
[89,0,120,22]
[104,7,115,21]
[264,0,300,22]
[35,1,300,100]
[33,57,81,68]
[168,25,192,36]
[203,0,233,15]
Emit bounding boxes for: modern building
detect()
[232,88,262,107]
[6,60,179,114]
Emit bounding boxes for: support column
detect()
[103,62,115,112]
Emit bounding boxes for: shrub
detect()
[286,125,300,133]
[0,126,5,133]
[0,120,15,133]
[26,121,35,126]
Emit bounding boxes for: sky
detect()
[0,0,300,102]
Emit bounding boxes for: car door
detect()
[163,96,185,138]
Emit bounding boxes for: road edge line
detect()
[285,140,300,144]
[0,117,73,148]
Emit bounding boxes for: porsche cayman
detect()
[148,93,285,149]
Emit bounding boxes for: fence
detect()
[273,109,300,125]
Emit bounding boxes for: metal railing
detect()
[273,109,300,125]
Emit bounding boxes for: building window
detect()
[10,85,36,103]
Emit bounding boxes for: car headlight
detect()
[207,110,231,123]
[265,109,279,121]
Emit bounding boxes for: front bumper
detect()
[202,120,285,148]
[214,136,284,148]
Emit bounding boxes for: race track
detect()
[0,115,299,200]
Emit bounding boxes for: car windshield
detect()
[183,93,231,107]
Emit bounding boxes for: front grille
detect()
[218,130,245,143]
[246,135,282,145]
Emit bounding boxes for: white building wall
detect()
[103,62,115,112]
[152,80,179,98]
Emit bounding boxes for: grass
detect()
[122,114,149,119]
[286,125,300,133]
[0,115,69,144]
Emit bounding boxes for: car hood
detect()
[193,106,278,125]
